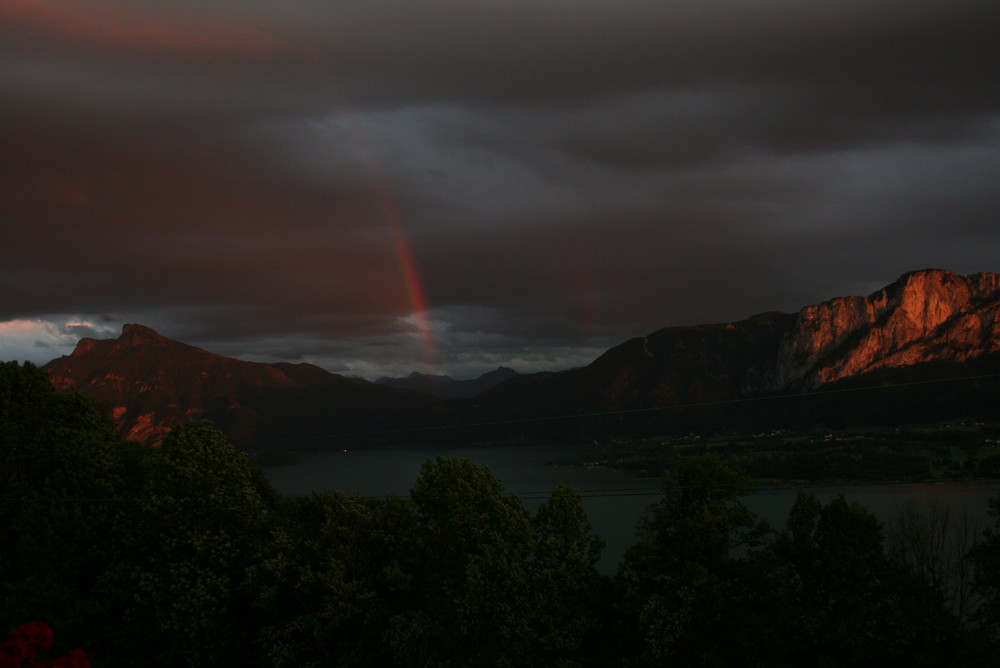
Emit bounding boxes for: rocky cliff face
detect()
[475,269,1000,425]
[774,269,1000,390]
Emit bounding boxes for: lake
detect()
[265,443,1000,573]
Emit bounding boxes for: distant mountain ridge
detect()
[38,269,1000,447]
[472,269,1000,420]
[43,324,451,445]
[376,367,519,399]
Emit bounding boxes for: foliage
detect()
[771,494,964,665]
[107,421,272,666]
[528,484,606,666]
[386,456,536,666]
[617,455,775,665]
[0,365,277,665]
[249,491,414,667]
[969,495,1000,639]
[3,364,999,665]
[889,498,983,622]
[0,363,134,657]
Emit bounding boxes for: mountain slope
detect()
[475,269,1000,425]
[42,324,450,445]
[474,312,795,420]
[38,269,1000,448]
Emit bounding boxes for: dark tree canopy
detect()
[2,362,998,665]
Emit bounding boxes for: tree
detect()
[773,493,962,665]
[889,498,983,622]
[107,421,272,666]
[0,362,134,658]
[249,491,416,667]
[385,456,535,667]
[969,494,1000,643]
[528,484,606,667]
[616,455,772,666]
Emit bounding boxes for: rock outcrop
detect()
[44,324,349,444]
[774,269,1000,389]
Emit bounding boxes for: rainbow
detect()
[369,166,438,370]
[314,70,438,370]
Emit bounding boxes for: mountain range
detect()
[375,367,519,399]
[42,324,453,446]
[40,269,1000,448]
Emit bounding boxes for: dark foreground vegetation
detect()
[4,361,1000,666]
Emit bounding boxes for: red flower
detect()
[12,624,53,652]
[35,648,91,668]
[1,633,37,666]
[65,648,91,668]
[0,624,88,668]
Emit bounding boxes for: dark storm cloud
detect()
[2,0,999,377]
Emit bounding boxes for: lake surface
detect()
[265,444,1000,573]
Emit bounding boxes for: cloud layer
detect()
[3,0,999,378]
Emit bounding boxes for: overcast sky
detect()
[2,0,999,379]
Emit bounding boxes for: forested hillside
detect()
[3,361,1000,666]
